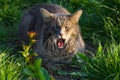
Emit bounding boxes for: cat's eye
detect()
[65,27,69,31]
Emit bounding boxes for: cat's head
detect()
[40,8,82,49]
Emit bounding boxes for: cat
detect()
[19,3,85,67]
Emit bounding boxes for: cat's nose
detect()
[59,33,62,38]
[60,32,64,36]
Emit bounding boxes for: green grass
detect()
[80,42,120,80]
[0,0,120,80]
[0,50,24,80]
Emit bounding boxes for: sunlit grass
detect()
[0,50,24,80]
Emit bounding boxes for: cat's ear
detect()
[40,8,53,22]
[70,10,82,23]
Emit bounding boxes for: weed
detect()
[19,31,52,80]
[19,32,37,63]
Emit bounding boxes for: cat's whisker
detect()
[47,38,54,51]
[43,36,52,48]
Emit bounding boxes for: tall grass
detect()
[78,42,120,80]
[0,0,20,46]
[0,50,24,80]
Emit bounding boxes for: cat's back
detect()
[28,3,70,16]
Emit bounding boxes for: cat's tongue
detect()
[57,39,65,48]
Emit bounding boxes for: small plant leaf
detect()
[24,68,34,76]
[113,73,119,80]
[41,67,50,80]
[78,53,90,62]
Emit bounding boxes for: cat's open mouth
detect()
[57,39,65,48]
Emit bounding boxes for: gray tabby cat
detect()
[19,3,85,67]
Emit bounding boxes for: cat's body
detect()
[19,3,85,66]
